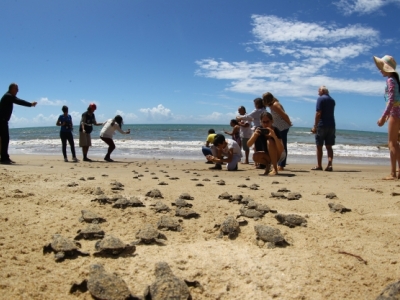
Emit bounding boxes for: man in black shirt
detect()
[0,83,37,164]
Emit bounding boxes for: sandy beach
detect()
[0,154,399,299]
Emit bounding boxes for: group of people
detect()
[0,83,130,164]
[0,54,398,179]
[202,92,293,175]
[56,103,130,162]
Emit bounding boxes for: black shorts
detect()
[315,127,335,146]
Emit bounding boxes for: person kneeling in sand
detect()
[247,112,285,175]
[206,134,242,171]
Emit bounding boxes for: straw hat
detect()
[373,55,397,73]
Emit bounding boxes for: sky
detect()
[1,0,399,132]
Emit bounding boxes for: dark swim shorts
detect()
[315,126,335,146]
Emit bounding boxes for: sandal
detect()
[325,166,333,172]
[311,166,323,171]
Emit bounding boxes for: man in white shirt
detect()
[206,134,242,171]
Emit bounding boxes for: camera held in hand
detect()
[260,128,269,135]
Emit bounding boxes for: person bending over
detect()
[202,128,216,164]
[206,134,242,171]
[100,115,130,162]
[247,112,285,175]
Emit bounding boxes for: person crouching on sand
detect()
[247,111,285,176]
[202,128,216,164]
[100,115,130,162]
[206,134,242,171]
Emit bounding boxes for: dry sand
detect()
[0,155,399,299]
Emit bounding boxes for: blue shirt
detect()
[58,114,73,133]
[316,94,335,127]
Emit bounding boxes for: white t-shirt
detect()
[247,108,266,127]
[238,114,253,139]
[100,119,125,138]
[222,139,242,157]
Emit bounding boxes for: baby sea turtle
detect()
[179,193,194,200]
[237,184,247,188]
[91,195,112,205]
[217,216,240,239]
[376,280,400,300]
[218,192,232,200]
[240,196,254,205]
[74,224,105,240]
[202,178,210,181]
[287,192,302,201]
[175,208,199,219]
[246,201,277,214]
[67,182,78,187]
[270,192,287,199]
[230,195,243,203]
[112,197,145,209]
[196,183,204,187]
[158,181,168,185]
[238,207,264,220]
[144,262,194,300]
[157,215,182,232]
[326,192,338,199]
[70,264,141,300]
[79,210,106,224]
[93,187,104,195]
[249,184,259,190]
[275,214,307,228]
[172,198,193,208]
[146,189,164,198]
[277,187,290,192]
[217,180,225,185]
[94,235,136,257]
[133,224,167,245]
[254,225,289,248]
[43,234,89,262]
[150,201,171,213]
[328,203,351,213]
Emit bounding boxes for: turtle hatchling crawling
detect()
[328,203,351,213]
[94,235,136,257]
[157,215,182,232]
[74,224,105,240]
[254,225,289,248]
[376,280,400,300]
[172,198,193,208]
[146,189,164,198]
[238,207,264,220]
[43,234,89,262]
[144,262,197,300]
[275,213,307,228]
[133,224,167,245]
[217,216,240,239]
[150,201,171,213]
[112,197,145,209]
[79,210,106,224]
[70,264,141,300]
[218,192,232,200]
[179,193,194,200]
[175,208,200,219]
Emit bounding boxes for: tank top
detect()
[271,104,290,131]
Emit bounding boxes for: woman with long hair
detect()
[374,55,400,180]
[262,92,292,171]
[100,115,130,162]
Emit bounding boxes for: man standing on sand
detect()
[0,83,37,164]
[311,85,335,171]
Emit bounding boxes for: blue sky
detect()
[1,0,399,132]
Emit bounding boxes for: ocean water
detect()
[7,124,390,165]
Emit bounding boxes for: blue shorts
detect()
[315,127,335,146]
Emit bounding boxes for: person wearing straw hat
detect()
[374,55,400,180]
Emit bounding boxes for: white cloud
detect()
[334,0,400,15]
[115,110,138,122]
[139,104,174,121]
[38,97,66,106]
[32,113,59,123]
[195,15,385,99]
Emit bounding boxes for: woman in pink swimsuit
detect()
[375,55,400,180]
